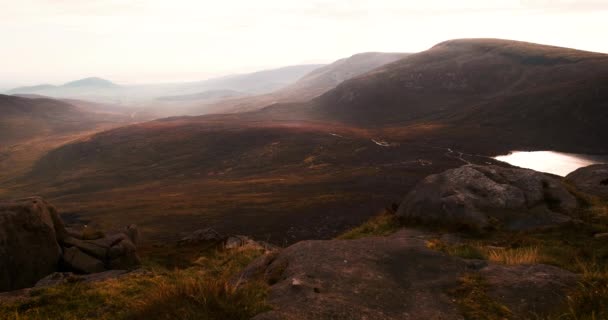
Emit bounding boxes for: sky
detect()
[1,0,608,88]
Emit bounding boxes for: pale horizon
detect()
[2,0,608,88]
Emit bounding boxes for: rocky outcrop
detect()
[566,164,608,199]
[0,197,140,292]
[59,225,141,273]
[241,229,577,320]
[179,228,277,251]
[397,165,577,231]
[0,197,64,291]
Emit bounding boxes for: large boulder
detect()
[566,164,608,199]
[397,165,577,231]
[241,229,576,319]
[0,197,66,292]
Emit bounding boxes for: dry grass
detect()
[0,245,270,320]
[550,263,608,320]
[337,208,400,240]
[450,273,513,320]
[484,247,542,265]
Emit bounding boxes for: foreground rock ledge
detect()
[240,229,576,320]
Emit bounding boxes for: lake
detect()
[494,151,608,176]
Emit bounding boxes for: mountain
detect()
[260,39,608,152]
[156,89,248,102]
[188,64,324,94]
[4,66,324,107]
[63,77,119,88]
[5,39,608,243]
[8,77,119,94]
[0,94,128,145]
[196,52,409,114]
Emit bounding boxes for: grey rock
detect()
[108,239,140,270]
[178,228,224,246]
[594,233,608,239]
[0,197,63,292]
[62,247,106,274]
[62,236,109,260]
[566,164,608,199]
[244,229,575,320]
[397,165,577,231]
[35,270,130,287]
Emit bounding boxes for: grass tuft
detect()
[337,208,400,240]
[485,246,542,265]
[450,273,513,320]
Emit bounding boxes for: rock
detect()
[62,247,106,274]
[125,224,139,245]
[594,233,608,239]
[481,264,578,316]
[243,229,575,319]
[224,235,249,249]
[107,239,140,270]
[62,236,109,259]
[566,164,608,199]
[35,270,130,287]
[61,229,140,271]
[397,165,577,231]
[178,228,224,246]
[35,272,84,287]
[0,197,64,292]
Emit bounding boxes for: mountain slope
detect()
[311,39,607,122]
[196,52,409,114]
[255,39,608,152]
[0,94,128,145]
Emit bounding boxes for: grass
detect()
[0,244,270,320]
[336,207,400,240]
[429,188,608,320]
[450,273,513,320]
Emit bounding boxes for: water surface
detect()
[494,151,608,176]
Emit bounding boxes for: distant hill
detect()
[0,94,128,145]
[197,52,409,114]
[5,66,324,106]
[62,77,119,88]
[8,77,119,94]
[156,89,248,102]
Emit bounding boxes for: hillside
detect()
[299,39,608,151]
[0,94,127,145]
[4,39,608,242]
[197,52,408,114]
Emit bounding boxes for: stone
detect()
[566,164,608,199]
[178,228,224,246]
[242,229,576,320]
[397,165,577,231]
[0,197,63,292]
[62,236,109,260]
[125,224,139,245]
[62,247,106,274]
[108,239,140,270]
[594,233,608,239]
[35,270,130,287]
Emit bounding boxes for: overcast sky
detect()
[1,0,607,87]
